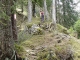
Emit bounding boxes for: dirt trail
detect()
[24,32,73,60]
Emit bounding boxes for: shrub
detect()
[74,20,80,33]
[68,27,77,37]
[74,20,80,38]
[68,27,74,34]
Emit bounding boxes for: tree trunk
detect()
[11,0,17,41]
[0,0,15,60]
[32,1,36,17]
[21,1,23,13]
[28,0,32,22]
[52,0,56,30]
[62,0,66,24]
[57,0,61,24]
[11,14,17,41]
[44,0,49,20]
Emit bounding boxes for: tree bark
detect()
[21,2,23,13]
[52,0,56,29]
[11,14,17,41]
[62,0,66,23]
[0,0,15,59]
[44,0,49,20]
[32,1,36,17]
[11,0,17,41]
[28,0,32,22]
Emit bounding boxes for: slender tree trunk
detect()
[52,0,56,29]
[28,0,32,22]
[57,0,60,24]
[62,0,66,24]
[44,0,49,20]
[11,0,17,41]
[32,1,36,17]
[11,14,17,41]
[55,0,58,23]
[21,1,23,13]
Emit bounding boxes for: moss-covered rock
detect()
[33,27,44,35]
[26,23,33,29]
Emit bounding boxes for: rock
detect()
[25,57,28,60]
[78,55,80,58]
[31,24,43,35]
[57,40,61,43]
[26,49,37,56]
[30,52,36,56]
[31,24,38,33]
[5,58,9,60]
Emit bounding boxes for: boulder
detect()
[31,24,44,35]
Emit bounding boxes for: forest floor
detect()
[17,30,80,60]
[15,12,80,60]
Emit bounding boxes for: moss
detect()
[15,44,25,53]
[21,35,45,49]
[21,41,35,49]
[26,23,33,29]
[65,39,80,60]
[14,44,26,58]
[37,49,58,60]
[57,24,68,34]
[37,51,48,60]
[16,15,80,60]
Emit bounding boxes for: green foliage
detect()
[57,0,78,28]
[0,0,16,26]
[14,44,26,58]
[69,39,80,60]
[17,0,27,6]
[74,20,80,38]
[0,11,10,21]
[46,0,52,11]
[68,27,74,34]
[68,27,77,37]
[15,44,24,52]
[22,41,34,49]
[18,28,33,41]
[74,20,80,33]
[37,0,43,7]
[21,35,45,49]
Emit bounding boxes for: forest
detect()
[0,0,80,60]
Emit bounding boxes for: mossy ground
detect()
[15,14,80,60]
